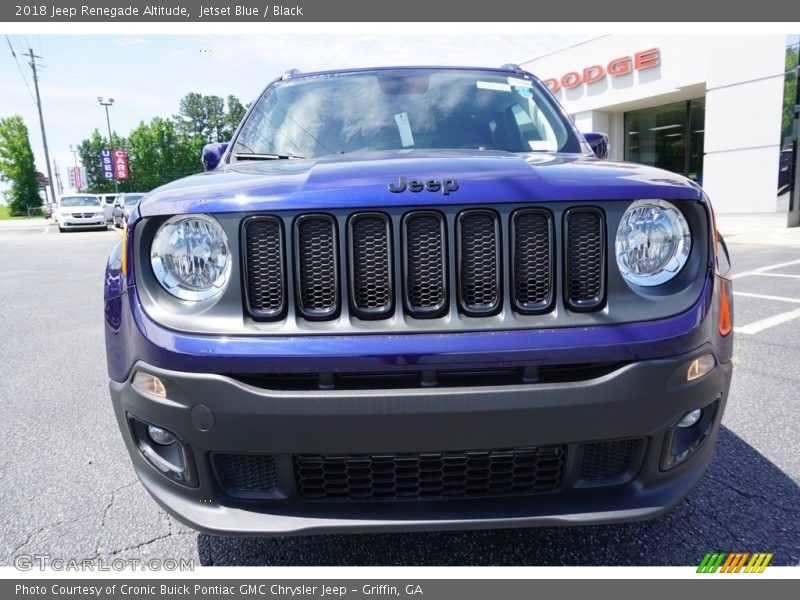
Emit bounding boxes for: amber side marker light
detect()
[121,221,128,277]
[687,354,715,382]
[719,279,732,336]
[132,371,167,397]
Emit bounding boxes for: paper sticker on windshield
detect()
[508,77,533,88]
[394,112,415,147]
[529,140,556,152]
[477,81,511,92]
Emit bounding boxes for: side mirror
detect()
[583,132,609,159]
[202,142,229,171]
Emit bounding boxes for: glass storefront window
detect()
[624,99,705,183]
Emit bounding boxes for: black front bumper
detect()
[110,344,731,536]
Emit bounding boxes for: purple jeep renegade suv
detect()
[104,66,734,535]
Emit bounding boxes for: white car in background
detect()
[56,195,107,232]
[112,193,144,228]
[99,193,118,223]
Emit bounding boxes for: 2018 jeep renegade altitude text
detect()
[104,66,734,535]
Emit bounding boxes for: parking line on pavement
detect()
[734,291,800,304]
[745,272,800,279]
[735,307,800,335]
[735,258,800,279]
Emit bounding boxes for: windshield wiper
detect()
[233,152,305,160]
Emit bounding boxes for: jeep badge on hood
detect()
[388,176,459,195]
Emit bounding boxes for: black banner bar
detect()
[1,0,797,22]
[4,579,797,600]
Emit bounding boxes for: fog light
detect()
[677,409,702,428]
[687,354,715,381]
[128,416,197,487]
[661,398,720,470]
[132,371,167,397]
[147,425,176,446]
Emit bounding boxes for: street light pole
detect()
[97,96,119,195]
[68,144,79,167]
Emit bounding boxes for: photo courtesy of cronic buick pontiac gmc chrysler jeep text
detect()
[104,66,734,535]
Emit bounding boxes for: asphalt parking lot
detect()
[0,218,798,566]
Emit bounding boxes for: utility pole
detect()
[23,47,56,204]
[53,159,64,195]
[97,97,119,194]
[69,144,79,167]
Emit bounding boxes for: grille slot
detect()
[580,439,642,480]
[402,211,448,317]
[457,210,501,315]
[511,209,553,313]
[214,453,279,497]
[294,446,565,500]
[294,214,339,319]
[243,217,286,319]
[564,208,605,310]
[348,213,393,318]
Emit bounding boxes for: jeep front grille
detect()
[511,209,553,313]
[294,214,339,319]
[564,208,605,310]
[403,211,448,317]
[457,210,501,316]
[349,213,393,318]
[243,217,286,318]
[242,206,607,324]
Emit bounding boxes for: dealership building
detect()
[522,35,799,228]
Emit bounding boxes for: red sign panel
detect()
[542,48,660,93]
[113,148,129,180]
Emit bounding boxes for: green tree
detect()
[782,44,799,145]
[0,115,41,215]
[174,92,247,143]
[126,117,203,192]
[223,95,247,141]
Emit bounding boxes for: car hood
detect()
[60,206,103,212]
[138,149,704,217]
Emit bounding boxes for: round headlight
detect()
[615,200,691,287]
[151,214,231,301]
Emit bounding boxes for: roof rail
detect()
[500,63,523,72]
[281,68,301,80]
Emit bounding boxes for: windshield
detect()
[233,69,582,159]
[60,196,101,207]
[124,195,143,206]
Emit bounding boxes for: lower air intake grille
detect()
[295,446,565,500]
[580,439,642,480]
[214,453,278,496]
[565,208,605,310]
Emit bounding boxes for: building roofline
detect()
[519,35,609,65]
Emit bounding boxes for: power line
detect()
[22,46,57,204]
[4,35,35,102]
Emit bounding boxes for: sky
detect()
[0,34,586,198]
